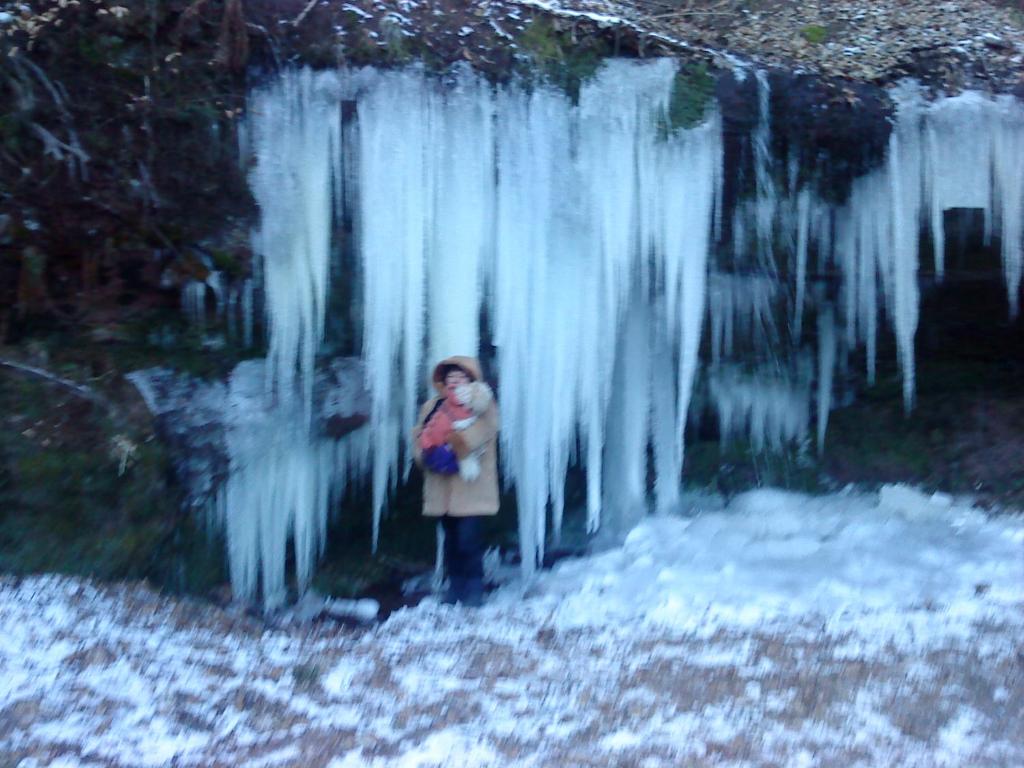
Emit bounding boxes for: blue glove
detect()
[423,444,460,475]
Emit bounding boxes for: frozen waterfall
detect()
[213,70,353,606]
[351,60,721,570]
[222,63,1024,601]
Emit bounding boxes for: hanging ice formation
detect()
[925,91,1024,316]
[736,82,1024,414]
[709,362,812,453]
[208,362,371,607]
[206,69,370,607]
[222,62,1024,596]
[708,272,779,364]
[354,60,722,570]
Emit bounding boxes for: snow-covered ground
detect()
[2,485,1022,767]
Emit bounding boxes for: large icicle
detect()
[887,85,924,413]
[249,69,342,414]
[356,70,433,548]
[993,96,1024,318]
[601,300,653,538]
[792,189,811,341]
[650,307,681,514]
[751,70,777,271]
[816,305,836,455]
[926,92,994,280]
[427,69,494,364]
[658,112,721,488]
[221,69,348,606]
[492,83,581,571]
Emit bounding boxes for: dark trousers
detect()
[441,515,484,601]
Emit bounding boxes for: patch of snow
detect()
[325,597,380,622]
[936,708,987,766]
[489,19,512,39]
[340,3,373,19]
[600,728,644,750]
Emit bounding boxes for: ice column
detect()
[492,84,581,568]
[926,92,994,279]
[357,70,432,547]
[220,69,347,606]
[427,70,494,364]
[249,70,342,413]
[887,85,924,413]
[817,305,836,454]
[992,96,1024,318]
[213,362,370,607]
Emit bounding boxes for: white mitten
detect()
[456,382,494,414]
[454,383,473,405]
[459,454,481,482]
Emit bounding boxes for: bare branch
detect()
[292,0,320,27]
[14,56,90,182]
[31,122,90,167]
[0,358,110,409]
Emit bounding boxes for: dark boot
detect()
[460,577,484,608]
[441,515,485,607]
[440,517,460,604]
[459,518,485,607]
[441,575,465,605]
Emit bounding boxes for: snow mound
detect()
[510,485,1023,643]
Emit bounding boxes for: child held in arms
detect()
[412,356,500,607]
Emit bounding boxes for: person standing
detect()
[411,356,499,607]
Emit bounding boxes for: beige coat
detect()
[411,355,500,517]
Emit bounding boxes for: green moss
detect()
[0,114,27,154]
[658,62,716,136]
[207,247,244,279]
[520,17,568,62]
[76,33,124,65]
[518,17,606,100]
[800,25,829,45]
[0,365,225,595]
[380,18,414,65]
